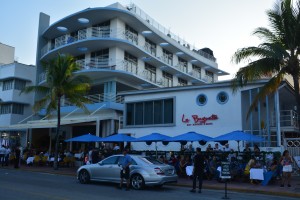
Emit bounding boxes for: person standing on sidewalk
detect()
[0,145,5,166]
[280,150,293,187]
[190,147,204,193]
[118,149,132,191]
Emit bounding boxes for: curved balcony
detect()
[38,59,163,89]
[41,5,221,69]
[41,28,215,84]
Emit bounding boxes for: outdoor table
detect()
[74,153,83,159]
[26,157,34,165]
[48,157,61,162]
[250,168,264,180]
[186,166,193,176]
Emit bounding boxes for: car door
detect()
[94,156,119,181]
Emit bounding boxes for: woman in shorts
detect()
[280,150,293,187]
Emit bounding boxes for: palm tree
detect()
[22,53,91,170]
[232,0,300,117]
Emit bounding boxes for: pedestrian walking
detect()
[190,147,204,193]
[14,146,21,168]
[118,149,132,191]
[0,145,5,166]
[4,146,11,166]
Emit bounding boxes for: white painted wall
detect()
[0,43,14,65]
[120,85,244,151]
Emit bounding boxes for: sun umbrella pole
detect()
[155,142,158,159]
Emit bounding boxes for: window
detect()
[205,70,214,83]
[178,58,188,73]
[164,99,173,123]
[2,80,14,91]
[192,65,201,79]
[0,103,24,115]
[178,78,187,86]
[126,103,134,125]
[125,25,138,45]
[154,100,163,124]
[0,104,11,114]
[196,94,207,106]
[135,102,144,125]
[91,49,109,67]
[101,156,118,165]
[162,49,173,65]
[145,38,156,56]
[145,63,156,82]
[217,92,229,104]
[125,98,174,126]
[144,101,154,124]
[2,79,26,91]
[14,79,26,90]
[124,52,138,74]
[92,21,110,37]
[162,71,173,87]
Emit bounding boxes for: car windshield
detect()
[139,156,163,165]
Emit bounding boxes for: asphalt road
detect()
[0,169,298,200]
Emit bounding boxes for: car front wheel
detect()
[78,169,90,184]
[131,174,145,190]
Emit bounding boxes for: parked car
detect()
[77,154,178,189]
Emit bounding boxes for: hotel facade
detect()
[1,3,298,154]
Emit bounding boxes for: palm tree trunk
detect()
[292,75,300,127]
[53,97,61,170]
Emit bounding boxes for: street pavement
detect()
[0,168,299,200]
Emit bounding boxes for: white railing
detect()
[203,75,214,83]
[126,3,216,62]
[271,110,299,128]
[175,63,188,73]
[144,43,156,56]
[189,70,201,80]
[41,28,209,84]
[61,93,124,107]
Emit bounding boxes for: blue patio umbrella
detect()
[166,131,212,142]
[134,133,171,158]
[212,130,265,151]
[100,134,136,142]
[64,133,102,142]
[212,130,265,142]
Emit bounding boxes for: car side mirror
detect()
[98,162,103,166]
[118,162,121,167]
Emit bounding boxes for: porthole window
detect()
[196,94,207,106]
[217,92,229,104]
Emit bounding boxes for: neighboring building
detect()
[119,80,298,152]
[0,43,14,65]
[11,2,227,150]
[0,44,36,147]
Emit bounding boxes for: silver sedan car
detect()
[77,154,178,189]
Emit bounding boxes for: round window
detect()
[196,94,207,106]
[217,92,229,104]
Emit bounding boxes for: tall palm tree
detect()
[22,53,91,170]
[232,0,300,118]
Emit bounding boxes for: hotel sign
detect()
[181,114,218,126]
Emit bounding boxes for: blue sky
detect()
[0,0,275,80]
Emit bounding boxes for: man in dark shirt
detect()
[190,147,204,193]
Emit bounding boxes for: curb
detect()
[172,183,300,198]
[2,167,299,198]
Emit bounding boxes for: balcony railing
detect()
[271,110,299,128]
[41,28,214,84]
[126,3,216,62]
[203,75,214,83]
[61,93,124,107]
[144,43,156,56]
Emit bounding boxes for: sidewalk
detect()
[2,164,300,198]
